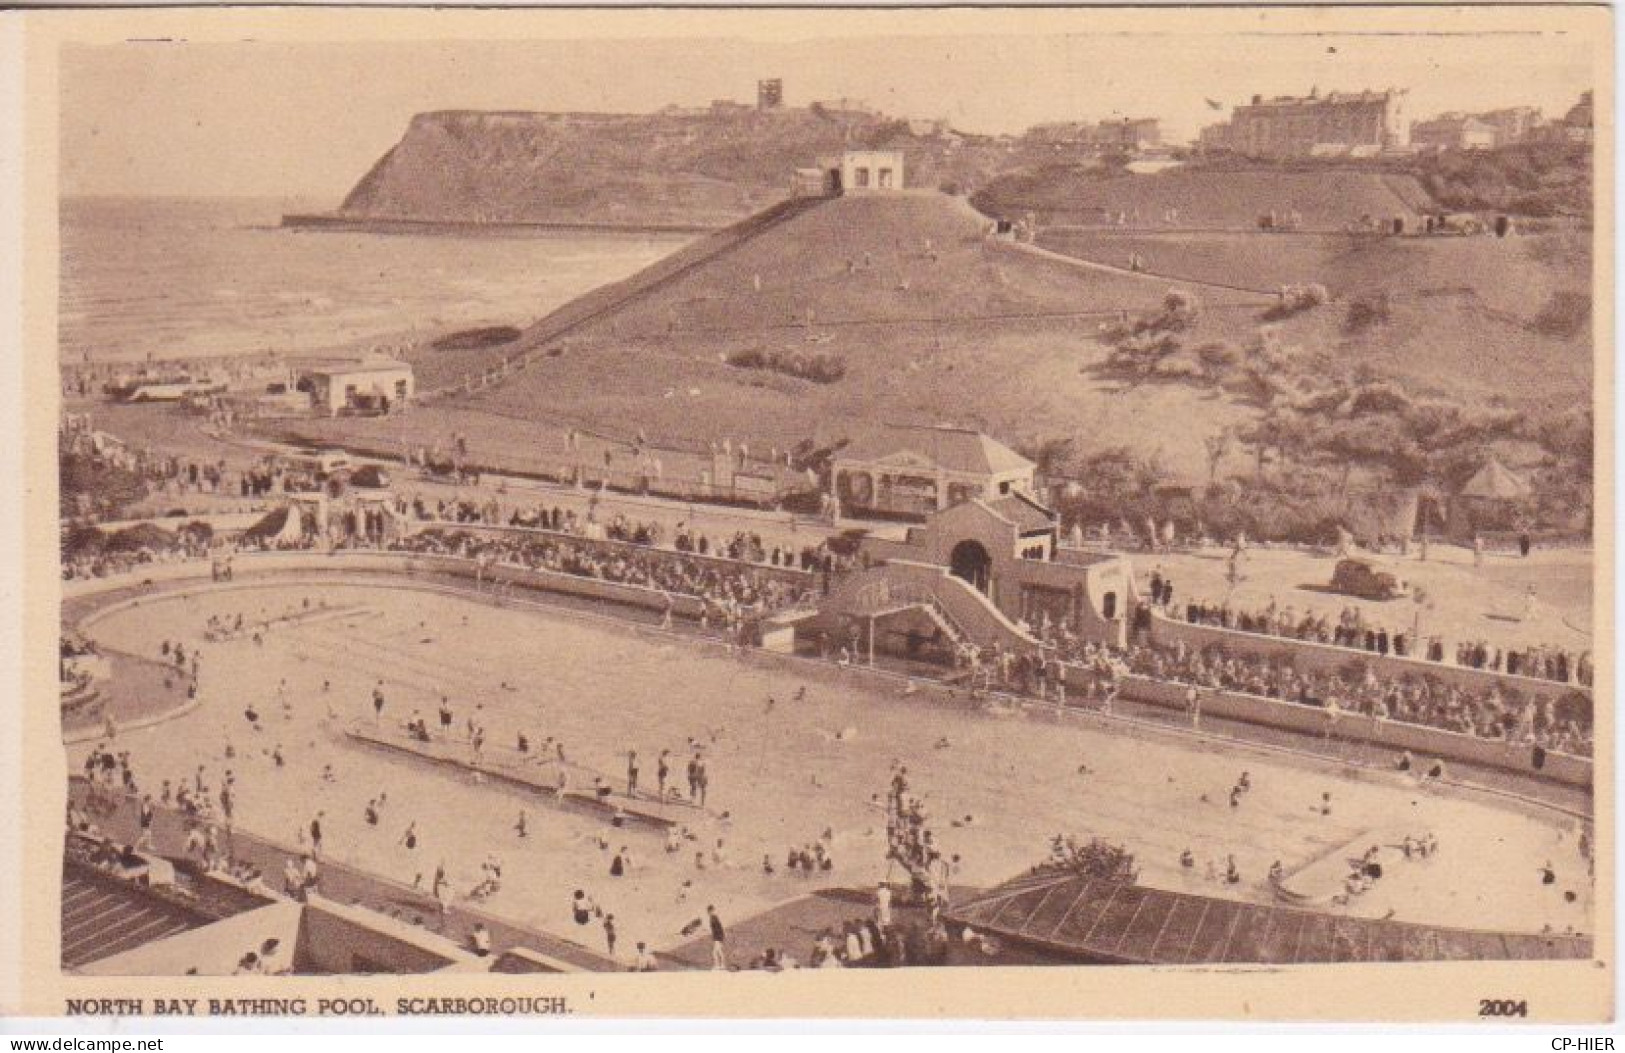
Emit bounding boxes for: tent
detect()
[242,505,306,547]
[1459,458,1532,500]
[1451,458,1533,539]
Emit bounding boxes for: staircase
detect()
[820,560,1044,661]
[919,597,968,650]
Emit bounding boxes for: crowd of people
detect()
[413,495,838,575]
[1165,595,1590,688]
[1122,637,1592,755]
[983,607,1596,756]
[391,526,814,624]
[1456,638,1591,687]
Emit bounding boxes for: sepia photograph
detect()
[1,2,1613,1024]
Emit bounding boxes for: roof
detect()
[297,358,413,377]
[949,873,1592,966]
[1460,458,1532,500]
[839,425,1034,477]
[987,493,1057,534]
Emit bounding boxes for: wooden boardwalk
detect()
[344,722,686,832]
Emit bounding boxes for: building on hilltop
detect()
[1479,105,1546,145]
[1026,117,1162,153]
[1412,105,1548,150]
[831,424,1035,519]
[757,78,784,111]
[836,149,906,193]
[789,166,839,198]
[1562,90,1594,143]
[812,97,879,118]
[1199,88,1408,158]
[1410,113,1498,151]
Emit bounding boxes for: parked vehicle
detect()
[1330,558,1409,601]
[349,464,390,489]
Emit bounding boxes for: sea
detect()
[59,197,691,365]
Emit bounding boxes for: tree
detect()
[1196,341,1243,388]
[1238,411,1293,479]
[1039,836,1140,885]
[1314,416,1413,494]
[1106,330,1183,382]
[1018,436,1078,479]
[1161,288,1201,330]
[60,451,147,522]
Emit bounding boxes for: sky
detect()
[57,18,1598,201]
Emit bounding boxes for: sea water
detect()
[59,197,689,364]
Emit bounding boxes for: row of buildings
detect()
[670,75,1590,162]
[1410,91,1593,151]
[1198,87,1594,158]
[1024,117,1163,153]
[99,356,416,419]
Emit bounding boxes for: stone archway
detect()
[949,539,993,594]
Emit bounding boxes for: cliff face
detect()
[336,108,1013,228]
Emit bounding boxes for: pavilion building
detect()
[831,424,1037,521]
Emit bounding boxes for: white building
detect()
[295,358,415,417]
[839,150,905,193]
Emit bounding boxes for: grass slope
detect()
[1036,227,1593,406]
[288,190,1590,486]
[973,166,1434,231]
[423,191,1270,479]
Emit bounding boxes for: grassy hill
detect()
[1035,226,1592,407]
[408,191,1276,479]
[285,187,1592,489]
[972,165,1435,231]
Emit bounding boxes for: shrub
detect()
[1196,342,1243,387]
[1529,291,1591,339]
[431,326,521,352]
[1262,281,1331,321]
[1343,293,1391,334]
[725,347,846,384]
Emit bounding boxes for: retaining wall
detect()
[66,551,710,620]
[64,553,1591,793]
[1149,613,1588,707]
[1116,674,1591,790]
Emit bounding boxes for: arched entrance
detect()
[949,539,993,594]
